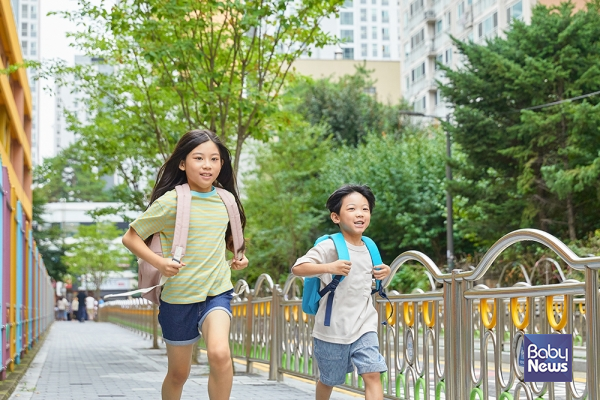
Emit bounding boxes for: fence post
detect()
[152,303,159,349]
[445,270,466,399]
[245,290,254,374]
[585,266,600,398]
[269,285,280,381]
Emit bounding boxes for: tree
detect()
[62,223,128,298]
[440,0,600,246]
[49,0,345,211]
[286,66,409,146]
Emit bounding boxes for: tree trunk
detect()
[567,193,576,241]
[233,131,246,179]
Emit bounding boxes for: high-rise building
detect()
[11,0,40,165]
[400,0,588,117]
[54,55,113,155]
[303,0,402,61]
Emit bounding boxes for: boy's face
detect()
[331,192,371,237]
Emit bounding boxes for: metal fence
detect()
[99,228,600,399]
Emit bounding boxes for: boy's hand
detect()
[328,260,352,276]
[231,255,249,270]
[373,264,391,280]
[158,258,185,277]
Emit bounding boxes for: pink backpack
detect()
[106,183,244,303]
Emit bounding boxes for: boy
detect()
[292,184,391,400]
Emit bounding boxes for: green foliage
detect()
[32,190,68,281]
[440,0,600,246]
[62,223,128,297]
[286,66,409,146]
[48,0,345,211]
[239,121,331,283]
[388,264,433,294]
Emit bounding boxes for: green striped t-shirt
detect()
[130,187,233,304]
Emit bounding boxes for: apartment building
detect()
[303,0,402,62]
[11,0,40,165]
[400,0,588,117]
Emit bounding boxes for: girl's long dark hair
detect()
[149,129,246,253]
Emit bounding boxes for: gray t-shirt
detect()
[292,239,379,344]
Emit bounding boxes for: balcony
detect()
[473,0,497,18]
[406,42,428,65]
[424,9,436,23]
[428,79,438,92]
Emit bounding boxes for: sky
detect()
[38,0,80,162]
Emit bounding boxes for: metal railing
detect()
[100,229,599,399]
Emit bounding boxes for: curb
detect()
[0,326,51,400]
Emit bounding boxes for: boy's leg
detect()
[361,372,383,400]
[316,380,334,400]
[163,343,194,400]
[201,310,233,400]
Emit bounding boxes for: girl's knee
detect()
[362,372,382,385]
[166,364,191,386]
[207,345,231,369]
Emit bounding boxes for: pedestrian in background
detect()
[71,296,79,321]
[121,130,248,400]
[85,292,96,321]
[77,289,87,322]
[56,297,68,321]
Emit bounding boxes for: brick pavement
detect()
[8,322,360,400]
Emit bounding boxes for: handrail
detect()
[464,281,585,299]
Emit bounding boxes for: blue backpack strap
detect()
[362,236,383,292]
[314,233,349,326]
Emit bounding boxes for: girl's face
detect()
[179,140,223,192]
[330,192,371,239]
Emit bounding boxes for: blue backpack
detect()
[301,232,384,326]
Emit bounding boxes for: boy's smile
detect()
[331,192,371,245]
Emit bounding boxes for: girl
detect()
[122,130,248,400]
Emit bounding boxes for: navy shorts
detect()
[158,289,233,346]
[314,332,388,386]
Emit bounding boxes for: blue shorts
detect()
[314,332,388,386]
[158,289,233,346]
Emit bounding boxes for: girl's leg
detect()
[162,343,194,400]
[201,310,233,400]
[316,380,334,400]
[362,372,383,400]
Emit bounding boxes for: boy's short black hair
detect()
[326,184,376,215]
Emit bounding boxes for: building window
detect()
[382,27,390,40]
[435,53,443,69]
[31,5,37,19]
[405,76,410,89]
[372,0,377,4]
[436,19,443,35]
[478,12,498,38]
[372,26,378,39]
[411,62,425,82]
[372,44,378,57]
[30,24,37,37]
[361,26,368,39]
[382,45,391,57]
[340,12,354,25]
[343,48,355,59]
[341,30,354,43]
[371,9,377,22]
[21,41,27,55]
[458,2,464,17]
[445,11,451,29]
[30,42,36,56]
[22,4,28,19]
[382,10,389,23]
[361,9,367,21]
[404,42,411,59]
[410,0,424,16]
[21,22,28,37]
[382,0,389,4]
[410,29,425,49]
[414,96,426,112]
[507,1,523,22]
[344,0,354,6]
[361,0,367,3]
[361,43,368,57]
[445,48,452,64]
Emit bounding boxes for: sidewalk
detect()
[9,322,360,400]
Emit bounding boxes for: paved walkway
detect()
[9,322,359,400]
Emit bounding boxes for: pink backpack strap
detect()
[172,184,192,262]
[215,187,244,261]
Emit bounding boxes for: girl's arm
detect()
[292,260,352,277]
[122,227,184,277]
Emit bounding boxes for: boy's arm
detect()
[121,227,184,277]
[292,260,352,277]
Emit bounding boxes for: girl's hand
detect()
[231,255,249,270]
[158,258,185,277]
[373,264,391,280]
